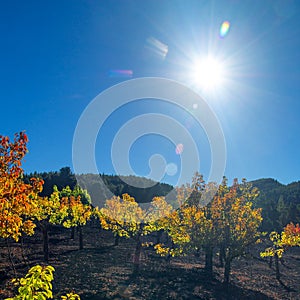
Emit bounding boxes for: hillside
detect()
[25,168,173,204]
[76,173,173,204]
[251,178,300,231]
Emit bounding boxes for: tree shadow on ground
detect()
[82,264,275,300]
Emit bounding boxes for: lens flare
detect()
[109,70,133,78]
[146,36,168,59]
[175,143,184,155]
[184,116,194,129]
[165,163,178,176]
[220,21,230,38]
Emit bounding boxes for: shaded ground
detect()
[1,222,299,299]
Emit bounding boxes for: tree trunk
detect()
[114,235,119,246]
[268,256,273,268]
[165,254,171,264]
[223,224,231,285]
[205,246,213,277]
[224,258,231,285]
[20,236,29,267]
[79,226,83,250]
[6,239,16,276]
[156,230,163,244]
[275,253,280,280]
[133,237,142,274]
[71,227,75,239]
[165,240,174,264]
[42,227,49,262]
[219,246,225,267]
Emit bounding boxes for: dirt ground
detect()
[1,222,299,300]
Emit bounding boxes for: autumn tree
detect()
[98,193,172,273]
[0,132,44,242]
[0,132,43,270]
[34,185,92,261]
[154,174,262,283]
[153,180,218,276]
[56,185,92,249]
[33,188,63,261]
[260,222,300,280]
[154,204,216,277]
[211,178,262,284]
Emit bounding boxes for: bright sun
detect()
[193,56,224,90]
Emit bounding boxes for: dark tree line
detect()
[251,178,300,231]
[24,168,173,204]
[24,167,77,197]
[76,173,173,204]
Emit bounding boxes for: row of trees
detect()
[0,133,92,299]
[26,170,300,235]
[0,133,92,262]
[261,222,300,280]
[1,132,300,299]
[97,174,263,284]
[24,169,300,242]
[97,174,300,283]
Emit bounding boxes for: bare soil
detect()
[1,222,299,300]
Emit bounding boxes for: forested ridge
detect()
[251,178,300,231]
[25,170,173,204]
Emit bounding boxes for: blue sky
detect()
[1,1,300,186]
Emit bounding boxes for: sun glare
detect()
[193,56,224,90]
